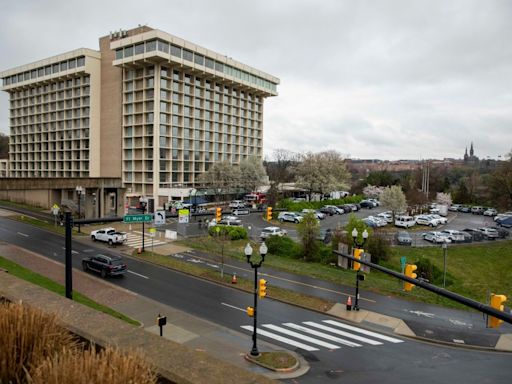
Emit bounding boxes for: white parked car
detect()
[395,215,416,228]
[90,228,127,245]
[367,216,387,227]
[440,230,465,243]
[229,200,246,208]
[377,212,393,223]
[478,227,499,240]
[429,214,447,225]
[219,215,242,226]
[260,226,287,239]
[278,212,304,223]
[449,204,462,211]
[415,215,438,227]
[302,209,326,220]
[483,208,497,216]
[423,231,452,244]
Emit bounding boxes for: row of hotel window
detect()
[9,77,90,100]
[115,40,276,92]
[124,148,259,160]
[2,57,86,86]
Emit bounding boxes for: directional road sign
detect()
[123,214,153,223]
[154,210,166,225]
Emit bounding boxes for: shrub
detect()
[0,302,78,383]
[314,243,337,264]
[30,346,156,384]
[265,236,301,258]
[415,257,453,286]
[208,225,248,240]
[367,232,391,265]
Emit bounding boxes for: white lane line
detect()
[304,322,382,345]
[61,247,79,254]
[322,320,404,343]
[17,232,29,237]
[240,325,318,352]
[127,270,149,279]
[283,323,361,347]
[207,263,219,269]
[221,302,246,312]
[263,324,340,349]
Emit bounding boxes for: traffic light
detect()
[246,306,254,317]
[488,293,507,328]
[266,206,273,221]
[258,279,267,298]
[216,207,222,222]
[404,264,418,292]
[353,248,363,271]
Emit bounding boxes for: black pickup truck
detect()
[82,254,127,278]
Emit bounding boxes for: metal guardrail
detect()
[334,250,512,326]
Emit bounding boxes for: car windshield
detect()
[111,259,125,266]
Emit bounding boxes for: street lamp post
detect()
[139,197,148,252]
[245,242,268,357]
[75,186,83,233]
[442,242,448,288]
[352,228,369,311]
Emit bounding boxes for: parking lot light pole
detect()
[139,197,148,252]
[352,228,369,311]
[442,242,448,288]
[245,242,268,357]
[75,186,83,233]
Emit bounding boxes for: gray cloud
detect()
[1,0,511,160]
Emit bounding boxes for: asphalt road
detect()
[1,217,511,383]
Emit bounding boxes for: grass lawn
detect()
[0,256,140,326]
[179,236,512,309]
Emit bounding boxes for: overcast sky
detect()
[1,0,511,160]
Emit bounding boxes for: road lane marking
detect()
[127,270,149,279]
[283,323,361,347]
[322,320,403,343]
[17,232,29,237]
[240,325,319,352]
[185,251,375,303]
[304,322,383,345]
[262,324,340,349]
[61,247,79,254]
[221,302,246,312]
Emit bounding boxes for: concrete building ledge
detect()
[0,272,276,384]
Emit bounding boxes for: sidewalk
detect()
[0,242,309,380]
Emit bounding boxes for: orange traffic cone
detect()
[346,296,352,311]
[231,273,237,284]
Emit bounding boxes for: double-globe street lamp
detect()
[244,241,268,357]
[351,227,369,311]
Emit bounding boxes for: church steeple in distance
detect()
[470,142,474,157]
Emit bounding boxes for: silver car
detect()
[422,231,451,244]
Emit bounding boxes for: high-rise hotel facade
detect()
[0,26,279,214]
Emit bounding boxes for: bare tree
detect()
[293,151,350,199]
[265,148,298,184]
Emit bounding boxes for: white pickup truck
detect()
[90,227,127,245]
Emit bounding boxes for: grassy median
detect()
[0,256,140,326]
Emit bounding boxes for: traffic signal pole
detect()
[334,250,512,325]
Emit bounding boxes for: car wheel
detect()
[91,236,96,241]
[279,218,284,223]
[101,269,107,278]
[429,223,433,227]
[108,239,113,246]
[295,219,299,223]
[82,261,88,271]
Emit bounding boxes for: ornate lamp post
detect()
[351,228,369,311]
[244,241,268,356]
[75,186,83,233]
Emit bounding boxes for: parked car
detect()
[459,206,471,213]
[260,226,287,239]
[232,207,250,216]
[362,218,379,228]
[483,208,498,216]
[324,205,344,214]
[302,209,326,220]
[489,226,510,239]
[319,206,336,216]
[90,228,127,245]
[377,212,393,223]
[478,227,499,240]
[415,215,438,227]
[360,200,376,209]
[368,198,381,206]
[460,231,473,243]
[395,215,416,228]
[229,200,246,208]
[368,216,387,227]
[317,228,332,243]
[396,231,412,246]
[339,204,354,213]
[462,228,484,242]
[496,216,512,228]
[278,212,304,223]
[422,231,451,244]
[218,216,242,226]
[440,230,465,243]
[449,204,462,211]
[471,206,485,215]
[82,254,127,278]
[348,203,360,211]
[429,214,448,225]
[495,212,512,222]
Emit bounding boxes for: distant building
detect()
[463,142,479,163]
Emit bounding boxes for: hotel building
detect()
[0,26,279,214]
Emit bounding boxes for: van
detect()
[395,215,415,228]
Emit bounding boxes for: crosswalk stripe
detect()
[283,323,361,347]
[323,320,404,343]
[262,324,340,349]
[240,326,319,351]
[303,322,383,345]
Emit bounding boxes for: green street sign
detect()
[124,214,153,223]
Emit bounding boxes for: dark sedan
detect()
[396,231,412,246]
[462,228,484,242]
